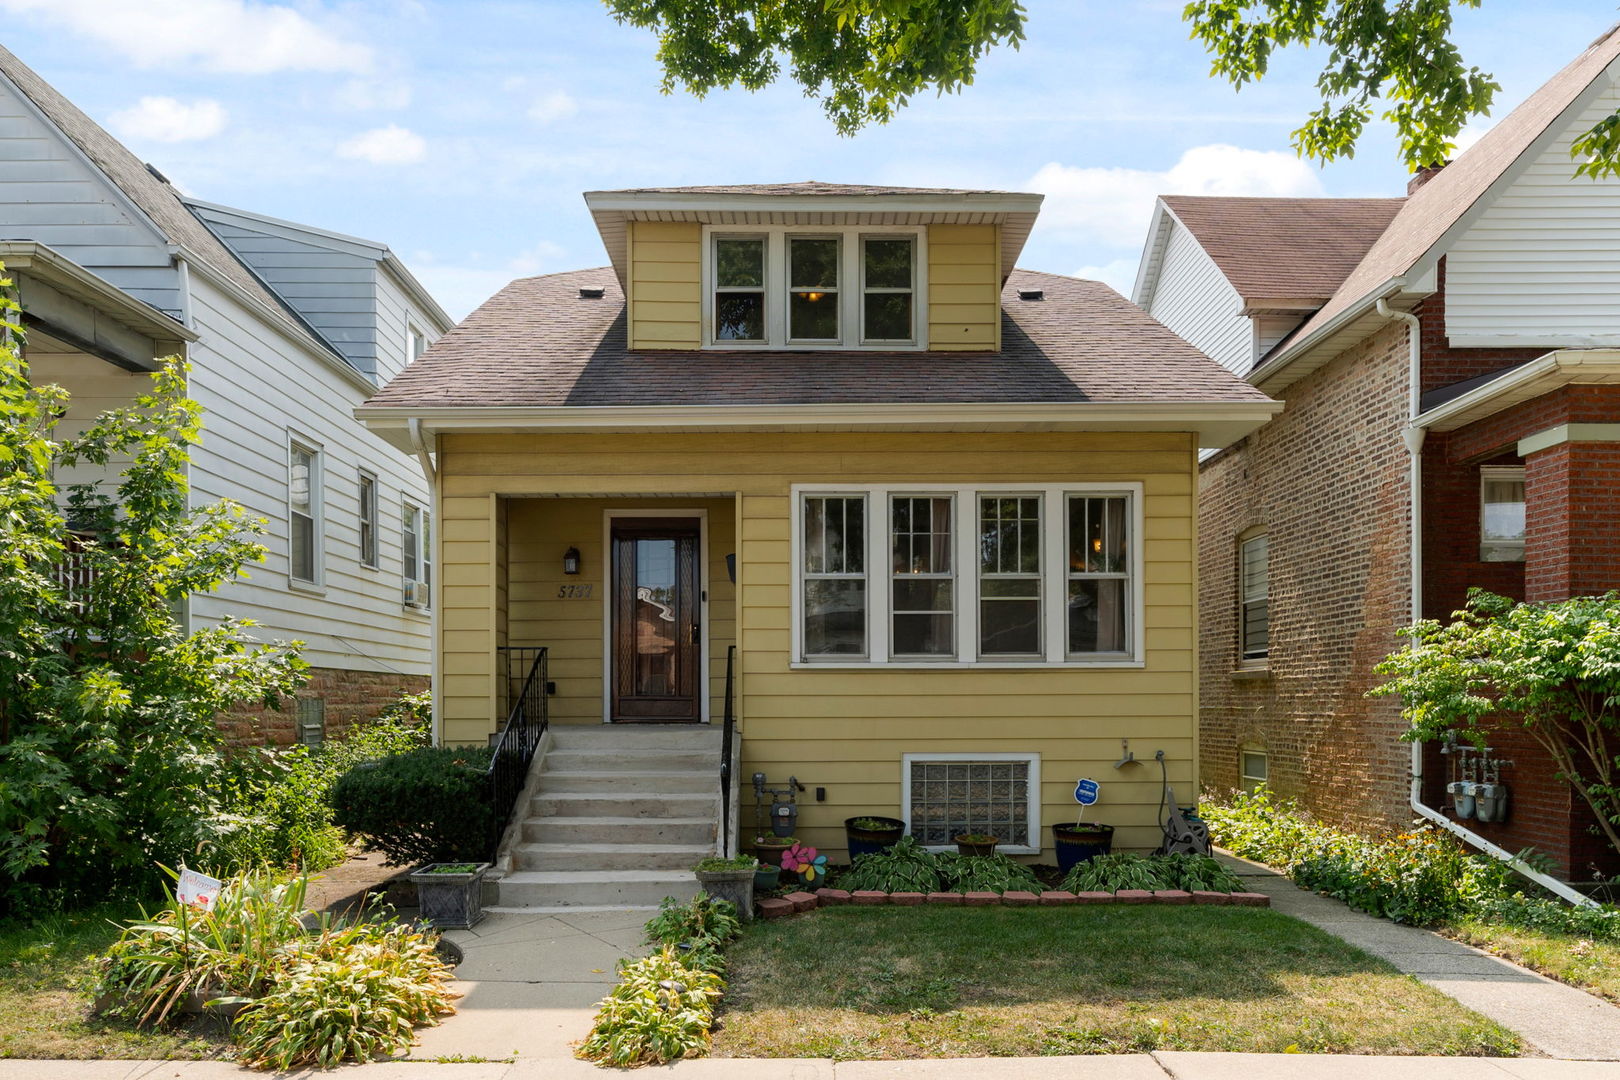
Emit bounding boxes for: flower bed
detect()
[757,886,1268,918]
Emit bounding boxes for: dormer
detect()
[583,182,1043,352]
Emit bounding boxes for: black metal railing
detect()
[487,646,548,858]
[720,645,737,855]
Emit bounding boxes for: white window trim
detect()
[1240,747,1269,792]
[357,469,380,570]
[902,752,1042,855]
[1238,530,1268,666]
[406,322,427,365]
[403,498,431,609]
[790,482,1145,669]
[701,224,929,351]
[286,432,324,592]
[1480,465,1527,562]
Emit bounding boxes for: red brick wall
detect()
[1525,441,1620,602]
[1199,319,1416,831]
[217,666,430,747]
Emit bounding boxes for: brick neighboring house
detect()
[1132,26,1620,881]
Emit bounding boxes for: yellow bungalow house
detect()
[358,182,1280,908]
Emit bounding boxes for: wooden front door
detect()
[610,519,702,722]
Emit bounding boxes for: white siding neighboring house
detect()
[1132,208,1252,376]
[0,44,453,743]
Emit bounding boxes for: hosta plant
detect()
[939,852,1043,895]
[1060,852,1164,894]
[838,835,943,893]
[577,947,724,1067]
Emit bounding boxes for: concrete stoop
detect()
[493,724,723,911]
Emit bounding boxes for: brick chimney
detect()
[1408,163,1448,194]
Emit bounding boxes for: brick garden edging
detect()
[756,887,1270,919]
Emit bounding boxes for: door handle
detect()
[690,623,700,644]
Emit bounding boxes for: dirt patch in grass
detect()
[0,905,229,1060]
[712,905,1520,1060]
[1444,919,1620,1005]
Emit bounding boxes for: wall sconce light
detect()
[563,546,581,575]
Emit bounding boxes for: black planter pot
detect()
[844,816,906,861]
[1052,823,1114,872]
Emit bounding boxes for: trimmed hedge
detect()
[330,746,495,866]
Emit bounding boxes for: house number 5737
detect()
[557,584,594,599]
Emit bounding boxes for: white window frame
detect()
[1240,748,1269,793]
[791,482,1144,668]
[1480,466,1527,563]
[786,233,843,345]
[403,499,431,609]
[407,322,427,365]
[902,752,1042,855]
[357,469,380,570]
[801,493,870,660]
[860,234,918,345]
[287,435,324,590]
[889,492,957,660]
[1238,530,1268,665]
[700,224,928,350]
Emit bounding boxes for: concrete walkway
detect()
[1216,851,1620,1060]
[5,1054,1620,1079]
[405,908,653,1062]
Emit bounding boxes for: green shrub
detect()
[1470,893,1620,942]
[939,852,1043,894]
[839,836,943,893]
[693,854,757,873]
[645,894,741,948]
[230,920,455,1069]
[1061,852,1163,893]
[330,746,494,866]
[1152,853,1244,893]
[577,947,724,1067]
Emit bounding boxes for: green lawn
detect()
[1445,919,1620,1005]
[0,906,229,1060]
[712,905,1520,1060]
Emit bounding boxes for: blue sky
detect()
[5,0,1616,318]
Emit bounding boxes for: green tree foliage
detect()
[602,0,1027,134]
[1371,589,1620,860]
[0,278,306,907]
[1185,0,1501,171]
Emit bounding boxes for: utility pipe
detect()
[1377,299,1598,908]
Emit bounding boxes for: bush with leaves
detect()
[1061,852,1165,894]
[0,299,306,908]
[577,946,724,1068]
[330,745,495,866]
[838,835,944,893]
[939,851,1043,894]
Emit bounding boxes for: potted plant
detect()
[409,861,491,929]
[954,833,1000,857]
[753,834,795,884]
[845,815,906,860]
[694,854,759,921]
[1052,822,1115,872]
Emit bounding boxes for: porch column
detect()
[1520,425,1620,602]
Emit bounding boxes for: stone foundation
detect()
[217,665,430,746]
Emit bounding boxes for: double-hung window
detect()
[1239,532,1269,662]
[706,227,922,348]
[403,501,431,608]
[358,471,379,569]
[796,484,1141,665]
[1480,466,1526,562]
[288,441,321,585]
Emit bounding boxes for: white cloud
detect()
[337,125,427,166]
[410,244,567,321]
[335,78,412,111]
[0,0,371,74]
[109,96,227,143]
[1452,120,1496,156]
[1029,144,1326,248]
[528,91,579,125]
[1069,257,1141,298]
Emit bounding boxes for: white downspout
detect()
[407,418,442,748]
[1377,299,1597,908]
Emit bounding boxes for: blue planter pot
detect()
[845,816,905,861]
[1053,823,1114,873]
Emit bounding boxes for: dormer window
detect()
[703,226,924,349]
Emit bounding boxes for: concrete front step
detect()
[549,725,723,751]
[513,841,712,872]
[530,791,720,820]
[535,769,717,795]
[494,869,699,909]
[522,815,717,846]
[542,748,718,772]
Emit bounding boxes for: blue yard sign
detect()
[1074,778,1099,806]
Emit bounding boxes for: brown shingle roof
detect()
[589,181,1018,197]
[364,267,1271,410]
[1274,23,1620,362]
[1162,196,1405,305]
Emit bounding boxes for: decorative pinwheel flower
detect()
[781,842,829,883]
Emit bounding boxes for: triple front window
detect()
[708,229,919,348]
[795,485,1141,665]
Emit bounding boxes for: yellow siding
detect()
[628,221,701,350]
[437,430,1198,857]
[927,223,1000,351]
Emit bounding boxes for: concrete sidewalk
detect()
[5,1054,1620,1079]
[1215,852,1620,1061]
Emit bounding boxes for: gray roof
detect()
[589,181,1021,198]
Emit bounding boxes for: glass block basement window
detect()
[908,759,1032,847]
